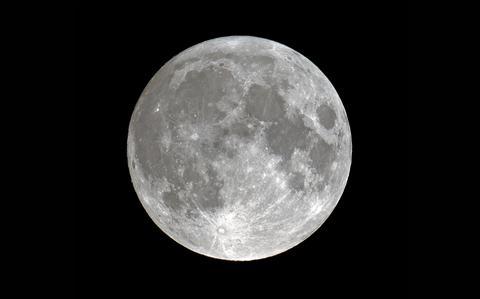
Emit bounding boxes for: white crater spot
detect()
[331,161,338,171]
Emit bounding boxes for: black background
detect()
[75,2,410,297]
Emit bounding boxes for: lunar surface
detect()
[127,36,352,261]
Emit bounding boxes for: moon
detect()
[127,36,352,261]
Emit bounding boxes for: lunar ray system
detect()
[127,36,352,261]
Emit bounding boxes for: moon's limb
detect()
[127,36,352,261]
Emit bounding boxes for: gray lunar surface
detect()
[127,36,352,261]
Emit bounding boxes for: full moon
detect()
[127,36,352,261]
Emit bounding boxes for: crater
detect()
[185,208,199,219]
[317,103,337,130]
[279,78,295,93]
